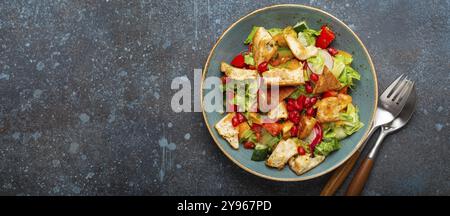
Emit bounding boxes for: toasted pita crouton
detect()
[267,101,288,120]
[289,154,325,175]
[266,139,298,169]
[284,33,318,60]
[214,113,239,149]
[220,62,258,80]
[298,116,317,139]
[262,67,305,86]
[313,68,342,94]
[252,27,278,65]
[316,93,352,123]
[258,86,296,112]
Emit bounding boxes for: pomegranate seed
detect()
[327,47,339,56]
[231,115,240,127]
[296,95,306,110]
[322,90,338,98]
[305,82,313,93]
[236,113,246,123]
[310,97,318,105]
[293,99,303,111]
[288,111,301,124]
[304,97,312,108]
[290,125,299,137]
[310,73,319,82]
[297,146,306,155]
[244,141,255,149]
[306,107,315,116]
[287,98,296,111]
[257,61,269,73]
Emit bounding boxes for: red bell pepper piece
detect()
[316,26,335,49]
[262,123,282,136]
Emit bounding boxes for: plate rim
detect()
[200,4,378,181]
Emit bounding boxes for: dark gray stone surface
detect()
[0,0,449,195]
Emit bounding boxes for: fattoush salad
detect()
[214,21,363,175]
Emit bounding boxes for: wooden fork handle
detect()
[345,158,374,196]
[320,149,362,196]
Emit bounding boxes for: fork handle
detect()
[320,124,380,196]
[345,158,374,196]
[320,149,362,196]
[345,129,388,196]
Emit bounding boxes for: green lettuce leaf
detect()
[322,123,348,140]
[302,28,321,46]
[244,53,255,66]
[331,56,346,78]
[288,85,314,99]
[314,138,341,156]
[244,26,259,45]
[307,54,324,74]
[240,129,257,143]
[335,53,353,65]
[339,104,364,135]
[231,80,259,112]
[339,66,361,87]
[267,28,283,36]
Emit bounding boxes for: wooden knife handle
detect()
[345,158,374,196]
[320,150,362,196]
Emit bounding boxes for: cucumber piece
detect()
[293,21,309,33]
[251,144,269,161]
[260,130,280,150]
[239,129,256,143]
[334,127,348,140]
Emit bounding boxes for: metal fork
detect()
[320,74,415,196]
[366,75,415,139]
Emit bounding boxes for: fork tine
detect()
[390,77,409,101]
[396,81,415,103]
[381,74,405,99]
[394,80,414,105]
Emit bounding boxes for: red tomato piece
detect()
[230,53,246,68]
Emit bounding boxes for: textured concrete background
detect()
[0,0,449,195]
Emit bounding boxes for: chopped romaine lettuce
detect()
[314,137,341,156]
[230,80,258,112]
[297,32,309,47]
[260,130,281,151]
[244,26,259,45]
[302,28,321,46]
[288,85,314,99]
[244,53,255,66]
[339,104,364,135]
[331,56,346,78]
[323,123,348,140]
[267,28,283,36]
[307,54,325,74]
[335,53,353,65]
[339,66,361,87]
[240,128,257,143]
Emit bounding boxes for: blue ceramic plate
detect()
[201,4,378,181]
